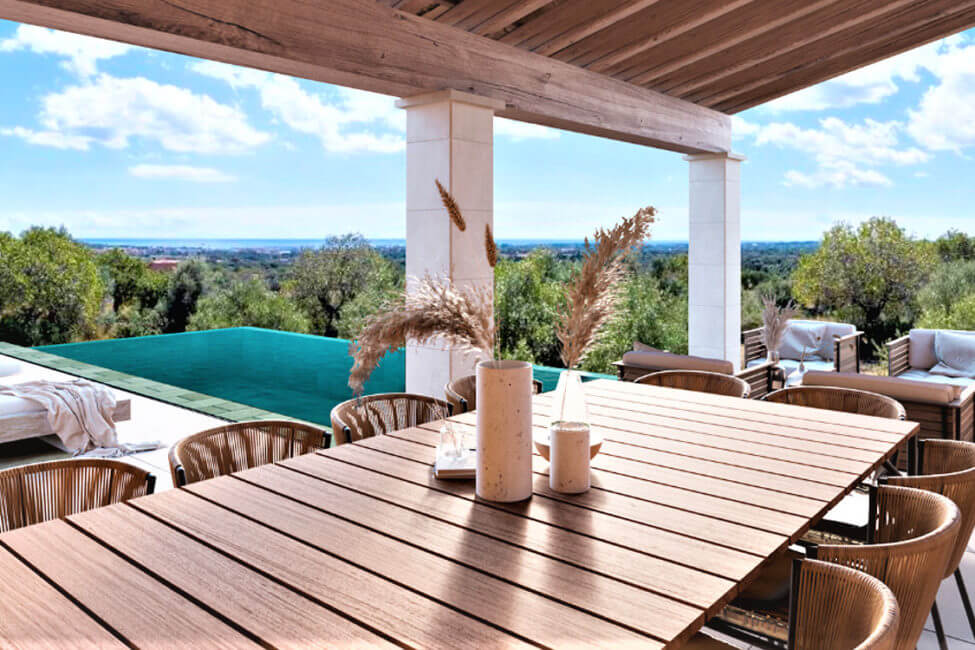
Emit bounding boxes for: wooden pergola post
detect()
[686,153,745,371]
[397,90,504,397]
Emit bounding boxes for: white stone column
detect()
[396,89,503,397]
[685,153,744,371]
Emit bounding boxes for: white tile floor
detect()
[2,355,974,647]
[0,356,224,491]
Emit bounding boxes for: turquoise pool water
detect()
[38,327,611,427]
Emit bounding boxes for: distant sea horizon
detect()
[82,237,815,251]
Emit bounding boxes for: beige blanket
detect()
[0,379,122,454]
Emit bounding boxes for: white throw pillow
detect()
[930,330,975,378]
[778,321,827,362]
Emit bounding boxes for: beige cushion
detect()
[802,370,956,405]
[621,350,733,375]
[633,341,663,353]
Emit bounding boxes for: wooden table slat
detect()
[183,476,668,647]
[68,503,395,649]
[278,452,739,614]
[1,519,259,649]
[134,487,536,649]
[0,546,126,649]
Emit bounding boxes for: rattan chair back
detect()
[813,485,960,650]
[765,386,906,420]
[634,370,751,398]
[791,558,899,650]
[445,375,544,415]
[169,419,328,486]
[331,393,450,445]
[0,458,154,533]
[885,440,975,578]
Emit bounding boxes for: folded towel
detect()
[0,379,134,454]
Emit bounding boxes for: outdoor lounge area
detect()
[3,0,975,648]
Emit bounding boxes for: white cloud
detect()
[129,164,236,183]
[907,41,975,152]
[731,115,759,139]
[751,117,928,188]
[0,24,130,77]
[0,126,91,150]
[762,36,965,112]
[5,74,269,154]
[192,60,558,151]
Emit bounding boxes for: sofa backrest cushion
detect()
[633,341,664,353]
[779,321,828,362]
[622,350,734,375]
[803,370,956,405]
[909,329,975,370]
[930,330,975,378]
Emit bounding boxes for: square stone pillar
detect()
[685,153,745,371]
[396,90,504,397]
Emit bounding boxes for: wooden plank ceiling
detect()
[380,0,975,114]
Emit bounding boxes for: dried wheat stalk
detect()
[761,295,798,354]
[348,274,494,394]
[485,224,498,268]
[436,179,466,231]
[557,206,656,369]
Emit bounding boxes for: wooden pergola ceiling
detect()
[383,0,975,114]
[1,0,973,154]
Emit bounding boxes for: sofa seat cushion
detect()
[899,369,972,399]
[802,370,957,405]
[622,350,734,375]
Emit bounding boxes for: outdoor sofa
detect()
[743,319,862,385]
[613,345,778,399]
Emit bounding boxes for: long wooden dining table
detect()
[0,378,918,649]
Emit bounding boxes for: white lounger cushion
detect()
[622,350,734,375]
[802,370,957,405]
[0,394,46,416]
[0,358,21,378]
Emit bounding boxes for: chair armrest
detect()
[742,327,767,364]
[833,331,862,374]
[886,335,910,377]
[736,360,776,399]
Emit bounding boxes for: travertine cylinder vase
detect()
[549,424,591,494]
[476,360,533,502]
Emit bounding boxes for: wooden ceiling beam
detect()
[617,0,843,87]
[435,0,553,35]
[0,0,729,153]
[471,0,555,36]
[713,7,975,113]
[498,0,661,56]
[686,0,975,107]
[656,0,925,97]
[566,0,758,74]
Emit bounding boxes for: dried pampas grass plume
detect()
[436,179,466,231]
[348,274,494,394]
[761,295,797,355]
[485,224,498,268]
[557,206,656,369]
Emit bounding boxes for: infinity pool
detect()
[39,327,608,427]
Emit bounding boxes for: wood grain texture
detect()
[0,546,125,649]
[1,519,259,649]
[0,0,729,153]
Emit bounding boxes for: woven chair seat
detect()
[634,370,751,398]
[169,420,328,486]
[331,393,450,445]
[0,458,154,533]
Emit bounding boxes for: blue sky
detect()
[0,19,973,242]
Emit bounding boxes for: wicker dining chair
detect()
[884,439,975,645]
[634,370,751,399]
[331,393,450,445]
[169,419,329,487]
[812,485,960,650]
[0,458,155,533]
[764,385,906,420]
[687,558,899,650]
[444,375,544,415]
